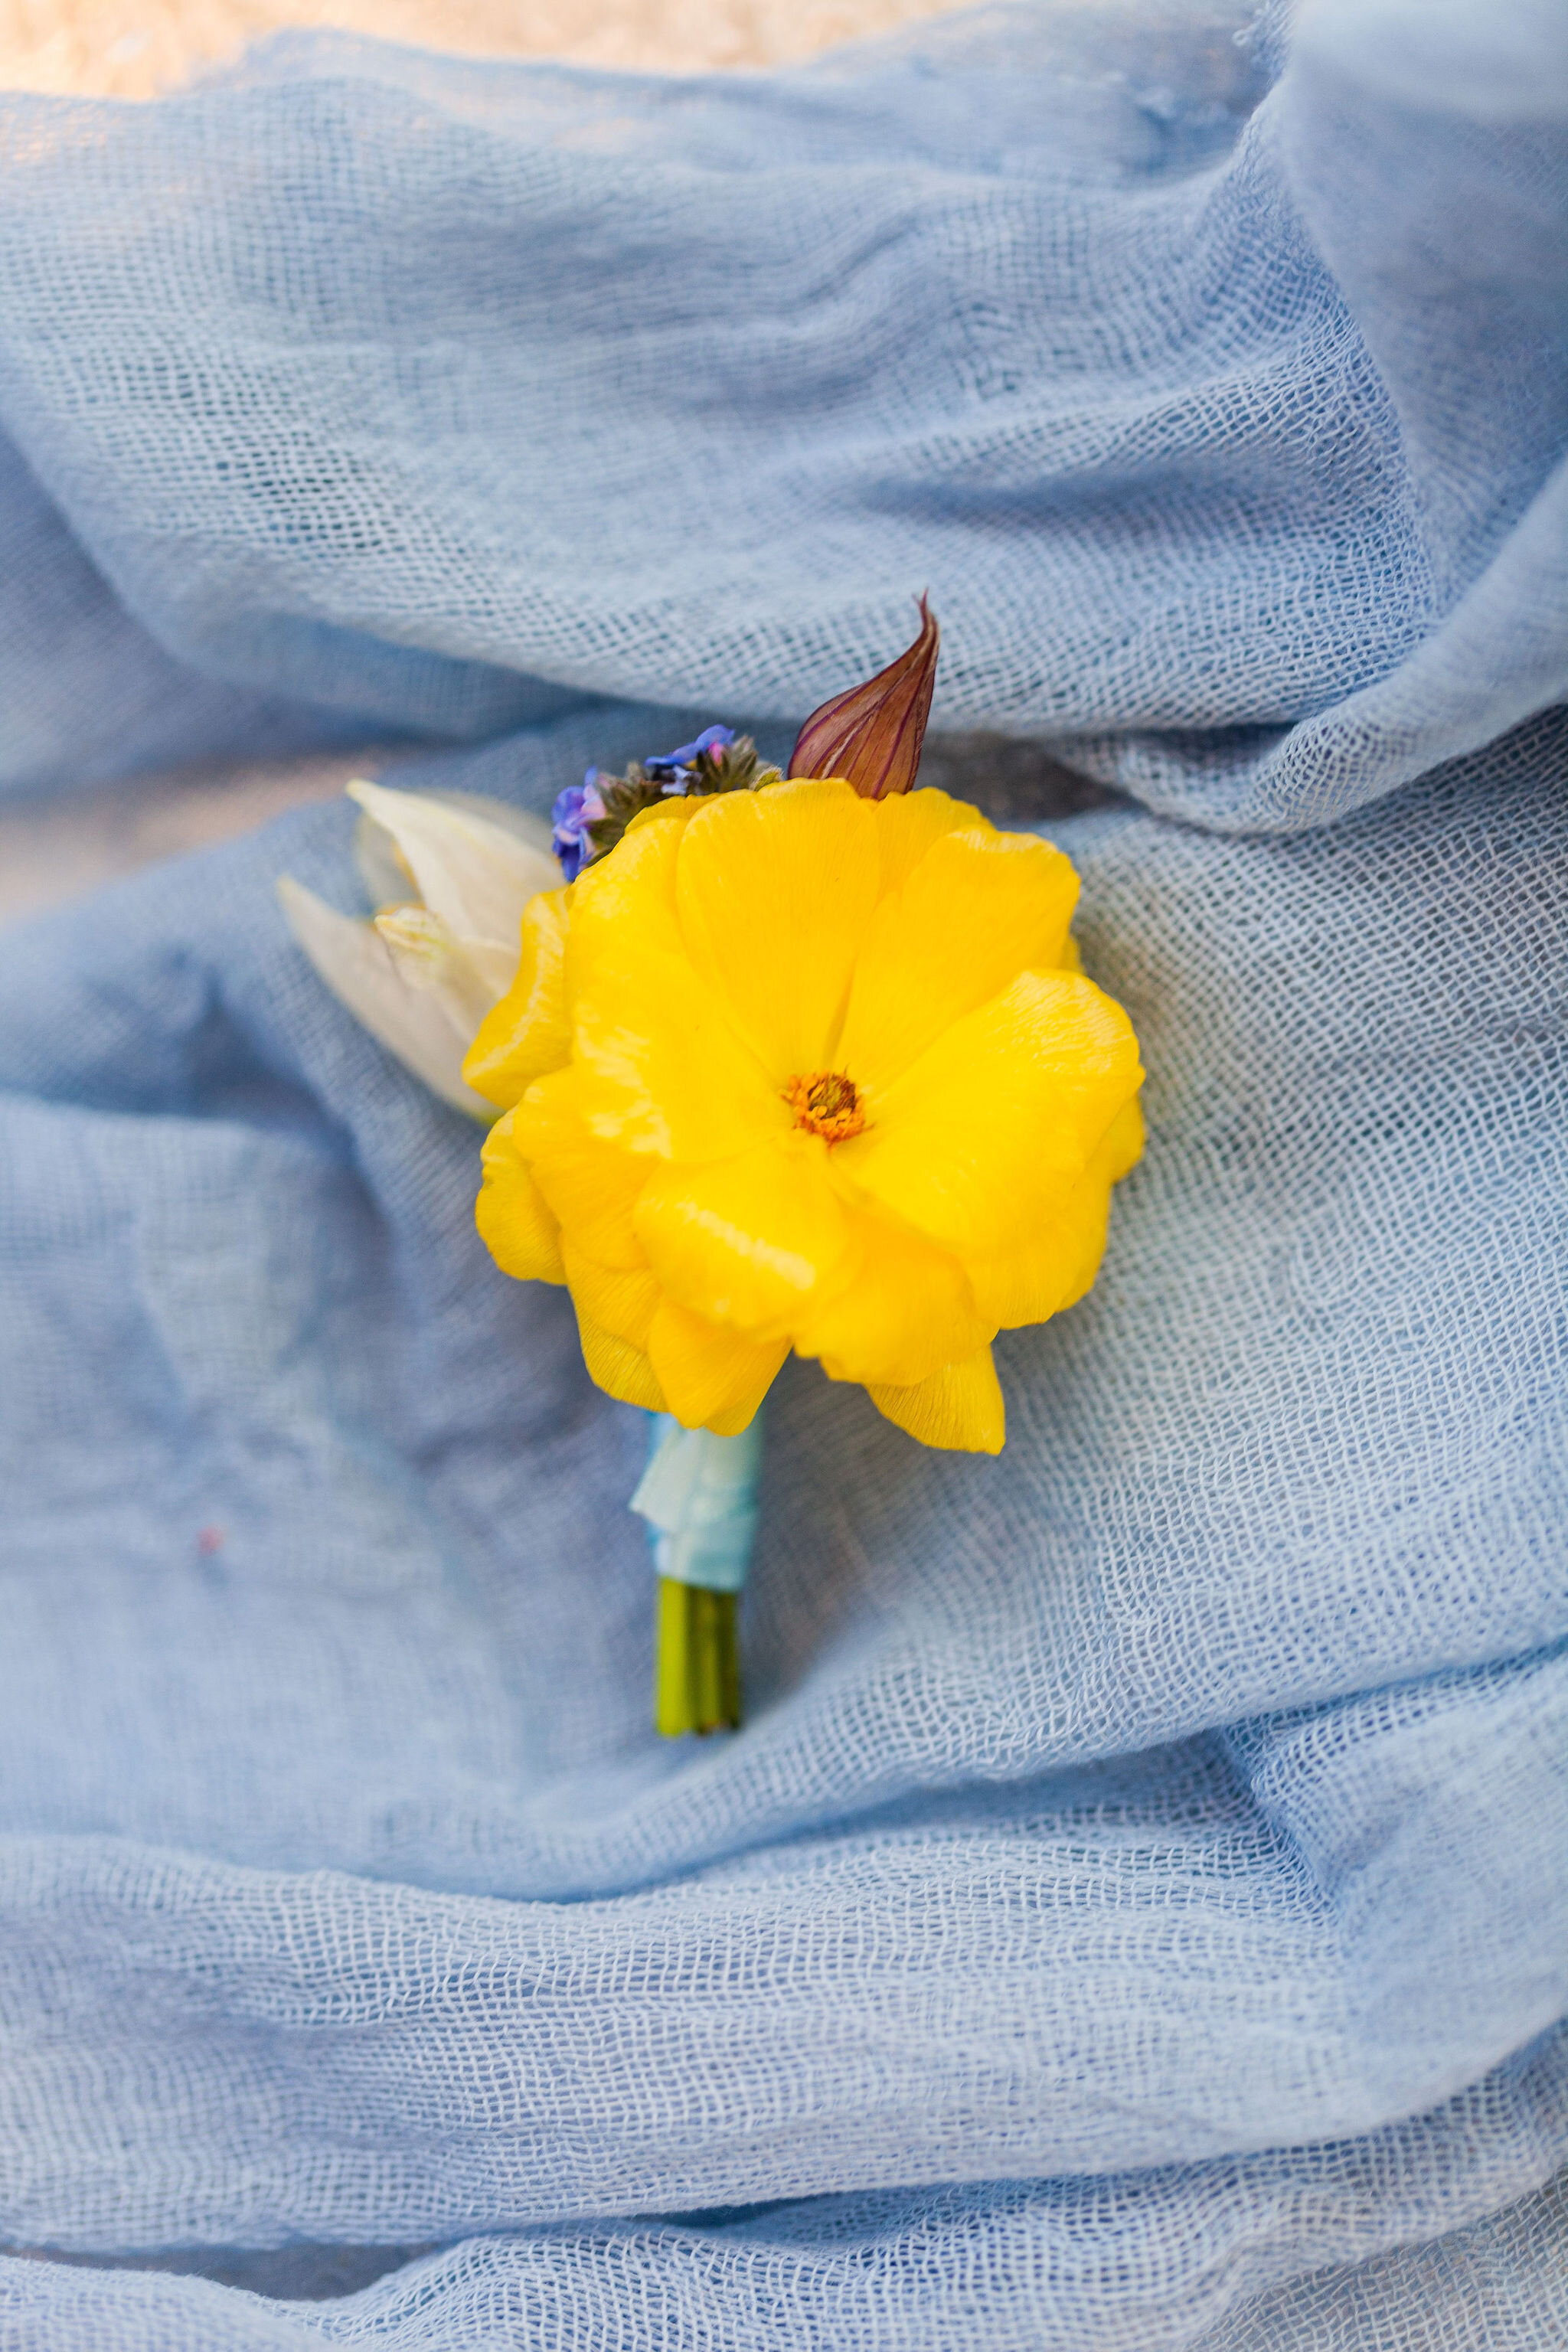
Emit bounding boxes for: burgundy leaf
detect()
[788,596,940,799]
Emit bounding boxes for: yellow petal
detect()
[633,1135,851,1339]
[465,889,572,1109]
[965,1096,1145,1328]
[674,778,879,1077]
[560,1240,660,1351]
[869,786,981,900]
[1096,1091,1146,1186]
[963,1181,1109,1331]
[793,1213,992,1389]
[576,1307,668,1413]
[569,793,692,958]
[571,956,783,1164]
[621,795,701,845]
[565,802,782,1161]
[867,1348,1005,1454]
[840,970,1143,1255]
[475,1106,567,1284]
[513,1070,650,1268]
[646,1298,788,1435]
[839,825,1080,1087]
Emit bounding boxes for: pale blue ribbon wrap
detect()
[631,1417,764,1595]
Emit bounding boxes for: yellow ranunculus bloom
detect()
[464,778,1144,1453]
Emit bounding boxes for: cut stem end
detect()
[655,1579,742,1736]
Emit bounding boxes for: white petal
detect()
[353,790,554,913]
[373,908,519,1017]
[277,876,493,1119]
[373,903,456,990]
[347,781,559,949]
[427,790,555,861]
[449,933,523,1004]
[353,810,414,910]
[374,904,507,1034]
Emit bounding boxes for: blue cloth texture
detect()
[0,2,1566,2345]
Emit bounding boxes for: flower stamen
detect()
[784,1070,867,1145]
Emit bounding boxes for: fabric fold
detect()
[2,1,1566,2342]
[0,2,1561,819]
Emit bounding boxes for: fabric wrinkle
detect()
[1,0,1566,2342]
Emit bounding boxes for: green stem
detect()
[655,1579,741,1736]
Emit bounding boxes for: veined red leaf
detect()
[788,596,939,799]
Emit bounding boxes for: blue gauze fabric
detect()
[1,2,1566,2345]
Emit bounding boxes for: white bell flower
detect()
[278,780,559,1116]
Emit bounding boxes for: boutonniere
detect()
[283,604,1144,1736]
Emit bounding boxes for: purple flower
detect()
[550,770,608,882]
[643,724,736,791]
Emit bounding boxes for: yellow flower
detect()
[465,779,1144,1453]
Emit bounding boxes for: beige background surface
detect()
[0,0,956,926]
[1,0,959,99]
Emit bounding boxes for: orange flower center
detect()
[784,1070,867,1145]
